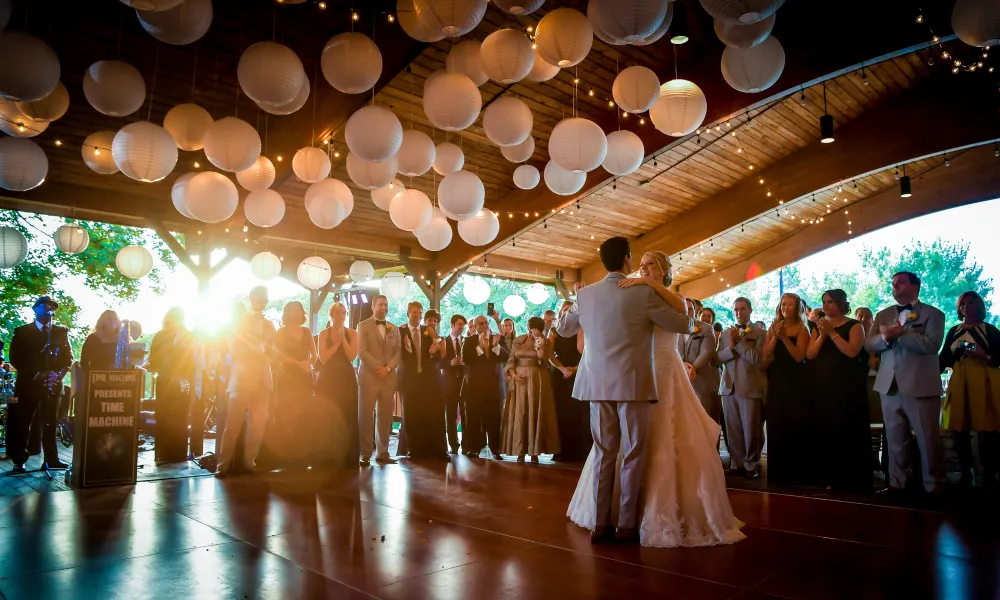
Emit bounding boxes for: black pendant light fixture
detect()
[899,166,912,198]
[670,2,689,45]
[820,82,834,143]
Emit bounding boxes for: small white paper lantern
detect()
[544,159,586,196]
[82,130,118,175]
[526,283,549,305]
[236,155,275,191]
[446,40,488,87]
[480,29,534,84]
[650,78,707,136]
[350,260,376,282]
[721,35,785,93]
[397,129,436,177]
[714,13,775,48]
[54,223,90,255]
[0,226,27,268]
[0,31,60,102]
[433,142,465,175]
[503,295,526,317]
[116,245,154,279]
[0,136,47,191]
[438,170,485,220]
[305,178,354,220]
[0,100,48,138]
[390,189,433,231]
[244,189,285,227]
[413,0,488,38]
[112,121,178,183]
[495,0,545,15]
[525,49,561,82]
[699,0,785,24]
[250,251,282,281]
[307,193,347,229]
[953,0,1000,47]
[535,8,593,68]
[549,117,608,173]
[322,32,382,94]
[163,103,213,151]
[423,72,481,131]
[184,171,238,223]
[171,173,196,218]
[345,105,403,163]
[371,179,404,210]
[120,0,183,10]
[298,256,332,290]
[238,41,305,107]
[15,81,69,122]
[257,77,309,116]
[457,209,500,246]
[463,276,491,304]
[483,96,532,147]
[588,0,669,44]
[292,147,332,183]
[398,0,445,42]
[381,271,410,300]
[347,153,398,190]
[416,214,453,252]
[501,135,535,163]
[137,0,213,45]
[602,129,644,176]
[513,164,540,189]
[613,66,660,114]
[203,116,261,173]
[83,60,146,117]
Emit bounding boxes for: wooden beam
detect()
[440,265,470,296]
[148,219,200,275]
[398,247,435,299]
[553,274,571,302]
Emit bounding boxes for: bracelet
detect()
[831,333,841,340]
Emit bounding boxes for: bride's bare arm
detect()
[619,277,686,314]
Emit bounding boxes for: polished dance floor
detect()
[0,457,996,600]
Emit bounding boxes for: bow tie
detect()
[895,304,913,313]
[375,320,386,326]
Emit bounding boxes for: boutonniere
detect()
[692,325,700,334]
[906,311,918,322]
[739,326,752,338]
[423,330,430,337]
[385,323,393,331]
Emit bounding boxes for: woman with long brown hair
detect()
[263,301,317,469]
[316,302,360,468]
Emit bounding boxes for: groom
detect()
[558,237,694,543]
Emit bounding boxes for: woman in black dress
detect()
[263,301,317,469]
[80,310,121,373]
[548,300,590,462]
[146,307,197,464]
[762,293,812,485]
[317,302,359,469]
[806,289,872,493]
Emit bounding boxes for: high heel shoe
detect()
[516,455,525,463]
[530,455,539,464]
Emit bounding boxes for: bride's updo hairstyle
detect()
[644,251,674,287]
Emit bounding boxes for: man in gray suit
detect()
[357,295,402,466]
[718,297,766,478]
[864,271,946,493]
[557,237,693,544]
[680,309,722,425]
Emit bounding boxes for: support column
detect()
[308,280,335,335]
[553,271,571,301]
[149,220,237,305]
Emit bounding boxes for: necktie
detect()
[895,304,913,313]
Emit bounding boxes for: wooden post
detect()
[553,271,571,301]
[308,280,335,334]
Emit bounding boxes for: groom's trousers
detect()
[591,401,651,529]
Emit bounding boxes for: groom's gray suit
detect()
[558,272,693,530]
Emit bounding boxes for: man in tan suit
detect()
[357,295,402,465]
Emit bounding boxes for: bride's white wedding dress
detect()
[567,326,746,547]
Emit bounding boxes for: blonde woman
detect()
[80,310,121,373]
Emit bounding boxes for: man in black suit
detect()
[440,314,468,455]
[397,302,448,460]
[7,296,73,473]
[462,315,509,459]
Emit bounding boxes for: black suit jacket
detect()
[9,322,73,396]
[398,324,437,387]
[462,334,509,401]
[440,333,467,396]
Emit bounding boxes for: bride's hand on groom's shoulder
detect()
[618,276,651,288]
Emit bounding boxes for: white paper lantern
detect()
[480,29,534,84]
[397,129,436,177]
[320,32,382,95]
[203,117,261,172]
[457,209,500,246]
[446,40,488,87]
[121,0,183,10]
[307,193,347,229]
[111,121,178,183]
[15,81,69,122]
[699,0,784,24]
[54,223,89,255]
[236,155,275,191]
[305,178,354,222]
[345,105,402,163]
[503,295,526,317]
[244,189,285,227]
[633,7,672,46]
[483,96,532,147]
[0,31,60,102]
[535,8,593,68]
[171,172,196,218]
[381,271,410,300]
[398,0,445,42]
[298,256,332,290]
[549,117,607,173]
[137,0,213,45]
[257,77,309,116]
[347,153,398,190]
[543,159,586,196]
[0,0,11,31]
[602,129,644,176]
[513,164,540,189]
[438,170,485,220]
[413,0,488,37]
[389,189,433,231]
[83,60,146,118]
[650,78,707,136]
[526,283,549,305]
[525,49,561,82]
[416,214,453,251]
[494,0,545,15]
[501,135,535,163]
[292,147,332,183]
[0,136,47,191]
[953,0,1000,47]
[423,72,481,132]
[0,226,27,268]
[714,13,775,48]
[250,251,282,281]
[237,42,305,107]
[588,0,669,44]
[433,142,465,175]
[350,260,375,282]
[80,131,118,177]
[721,35,784,93]
[463,276,491,304]
[163,103,213,151]
[613,66,660,114]
[116,245,154,279]
[183,171,238,223]
[0,100,48,138]
[371,179,404,210]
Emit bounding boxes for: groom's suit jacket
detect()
[557,272,693,402]
[864,300,945,397]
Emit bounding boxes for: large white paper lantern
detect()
[292,147,332,183]
[633,9,672,45]
[184,171,238,223]
[345,105,402,163]
[250,251,282,281]
[495,0,545,15]
[235,155,275,191]
[170,172,196,218]
[0,31,60,102]
[203,117,261,172]
[438,170,485,220]
[650,78,707,136]
[483,96,532,147]
[613,66,660,114]
[322,32,382,94]
[446,41,488,87]
[121,0,183,10]
[305,178,354,221]
[298,256,332,290]
[463,276,491,304]
[603,129,644,176]
[433,142,465,175]
[513,164,540,189]
[549,117,607,173]
[371,179,404,210]
[163,103,213,151]
[307,193,347,229]
[525,49,561,82]
[535,8,593,68]
[390,189,433,231]
[257,77,309,116]
[544,159,586,196]
[350,260,375,282]
[15,81,69,122]
[244,189,285,227]
[480,29,534,84]
[112,121,178,182]
[137,0,213,45]
[0,100,48,138]
[82,130,120,175]
[953,0,1000,47]
[0,137,47,191]
[588,0,669,44]
[721,35,785,93]
[413,0,488,37]
[83,60,146,117]
[0,226,27,268]
[423,72,481,131]
[699,0,785,24]
[503,295,526,317]
[238,42,305,107]
[116,245,154,279]
[501,135,535,163]
[54,223,89,255]
[398,0,445,42]
[381,271,410,300]
[397,129,436,177]
[457,209,500,246]
[526,283,549,305]
[714,13,775,48]
[347,153,398,190]
[416,213,453,252]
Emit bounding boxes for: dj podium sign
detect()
[73,370,141,488]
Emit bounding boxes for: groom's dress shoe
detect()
[614,527,640,544]
[590,526,614,544]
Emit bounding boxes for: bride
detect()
[567,251,745,548]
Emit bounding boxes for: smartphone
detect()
[959,340,977,352]
[487,302,495,317]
